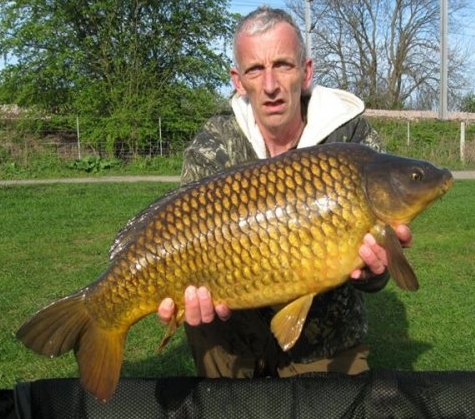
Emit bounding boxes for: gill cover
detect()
[363,154,452,225]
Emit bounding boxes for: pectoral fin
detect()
[382,224,419,291]
[270,294,315,351]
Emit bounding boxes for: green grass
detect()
[366,180,475,370]
[1,180,474,390]
[0,153,184,180]
[369,117,475,170]
[0,182,195,389]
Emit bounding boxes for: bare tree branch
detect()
[289,0,471,110]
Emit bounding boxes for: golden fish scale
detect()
[87,150,375,328]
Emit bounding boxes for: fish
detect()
[16,142,453,401]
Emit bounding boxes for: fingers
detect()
[158,297,175,325]
[395,224,412,248]
[352,224,413,280]
[158,286,232,327]
[185,286,215,325]
[358,233,387,276]
[215,303,232,322]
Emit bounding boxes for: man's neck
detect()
[262,119,305,157]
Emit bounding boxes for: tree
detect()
[460,93,475,113]
[0,0,236,155]
[289,0,471,110]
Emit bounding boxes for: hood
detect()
[231,85,365,159]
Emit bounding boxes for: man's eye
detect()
[245,67,262,78]
[275,62,293,70]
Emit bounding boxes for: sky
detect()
[229,0,287,15]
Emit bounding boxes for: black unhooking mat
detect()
[2,370,475,419]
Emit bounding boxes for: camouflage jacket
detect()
[180,90,389,363]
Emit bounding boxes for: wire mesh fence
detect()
[0,121,194,164]
[1,111,475,174]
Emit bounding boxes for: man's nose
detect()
[262,69,278,94]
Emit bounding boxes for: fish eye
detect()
[410,170,423,182]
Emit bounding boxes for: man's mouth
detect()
[263,99,285,113]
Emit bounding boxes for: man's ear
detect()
[303,59,314,90]
[230,68,246,95]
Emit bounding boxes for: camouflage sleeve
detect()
[351,270,390,292]
[325,116,385,153]
[180,115,257,185]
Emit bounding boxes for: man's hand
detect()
[158,285,231,326]
[351,224,412,280]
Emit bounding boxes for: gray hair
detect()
[233,6,306,68]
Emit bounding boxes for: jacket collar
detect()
[231,85,365,158]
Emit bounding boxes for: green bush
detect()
[67,156,122,173]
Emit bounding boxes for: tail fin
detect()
[16,291,126,402]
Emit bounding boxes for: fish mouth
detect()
[440,170,454,194]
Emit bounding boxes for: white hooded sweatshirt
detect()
[231,85,365,159]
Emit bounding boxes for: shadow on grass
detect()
[121,337,196,379]
[366,289,432,370]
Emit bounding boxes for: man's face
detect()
[231,22,313,134]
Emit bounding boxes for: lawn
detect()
[0,180,474,390]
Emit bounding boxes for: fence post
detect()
[159,117,163,156]
[460,121,465,164]
[406,121,411,146]
[76,116,81,160]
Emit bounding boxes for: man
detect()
[158,7,412,377]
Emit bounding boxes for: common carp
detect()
[17,142,453,401]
